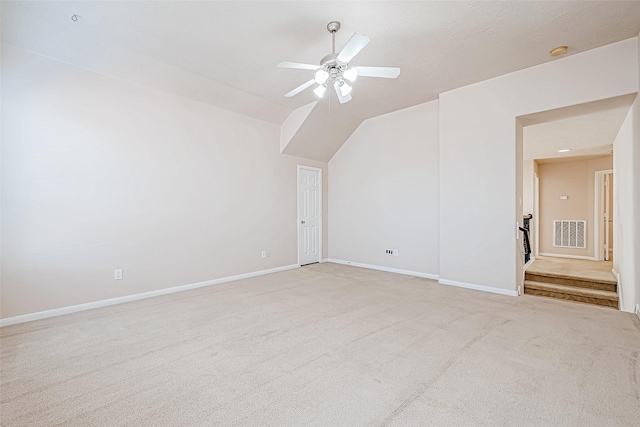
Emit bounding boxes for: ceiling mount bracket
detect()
[326,21,341,34]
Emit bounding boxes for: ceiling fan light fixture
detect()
[314,69,329,85]
[343,67,358,82]
[313,84,327,98]
[278,22,400,102]
[339,81,352,97]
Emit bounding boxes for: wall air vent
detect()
[553,220,586,248]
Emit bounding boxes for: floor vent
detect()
[553,220,586,248]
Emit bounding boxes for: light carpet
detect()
[1,263,639,426]
[526,256,616,283]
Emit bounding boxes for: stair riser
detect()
[524,288,618,308]
[525,273,616,292]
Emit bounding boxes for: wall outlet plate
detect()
[261,251,270,259]
[385,249,399,256]
[114,269,123,280]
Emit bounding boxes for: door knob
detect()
[301,220,306,224]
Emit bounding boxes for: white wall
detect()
[328,101,439,276]
[613,100,638,312]
[615,29,640,315]
[439,38,638,294]
[1,45,328,319]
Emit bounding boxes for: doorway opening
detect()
[517,95,636,309]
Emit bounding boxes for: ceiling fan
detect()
[278,21,400,104]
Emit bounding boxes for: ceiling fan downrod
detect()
[327,21,341,54]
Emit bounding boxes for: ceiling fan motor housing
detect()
[320,53,348,84]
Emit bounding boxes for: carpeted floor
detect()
[1,263,639,426]
[526,256,616,283]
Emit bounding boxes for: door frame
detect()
[534,172,540,257]
[297,165,322,266]
[594,169,613,261]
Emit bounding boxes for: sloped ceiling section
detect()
[280,102,317,153]
[3,1,640,161]
[281,100,362,162]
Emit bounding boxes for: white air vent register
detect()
[553,220,586,248]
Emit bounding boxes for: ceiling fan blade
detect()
[333,81,352,104]
[284,79,315,97]
[356,66,401,79]
[337,33,370,63]
[278,62,318,70]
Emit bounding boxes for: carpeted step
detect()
[524,280,618,309]
[524,272,616,292]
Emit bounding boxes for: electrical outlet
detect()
[385,249,399,256]
[114,269,123,280]
[261,251,270,259]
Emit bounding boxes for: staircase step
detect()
[524,280,618,308]
[524,272,616,292]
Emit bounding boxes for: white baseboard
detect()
[539,253,598,261]
[326,258,439,280]
[611,268,622,311]
[325,259,516,297]
[438,278,518,297]
[523,257,535,270]
[0,264,299,328]
[613,270,640,314]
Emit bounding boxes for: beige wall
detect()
[522,160,535,215]
[521,158,538,257]
[637,29,640,314]
[1,45,328,319]
[328,101,439,276]
[538,156,612,258]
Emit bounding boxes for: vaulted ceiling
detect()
[3,1,640,161]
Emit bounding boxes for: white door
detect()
[603,172,613,261]
[595,170,614,261]
[298,166,321,266]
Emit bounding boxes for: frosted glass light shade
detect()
[339,82,352,96]
[314,69,329,85]
[343,67,358,82]
[313,84,327,98]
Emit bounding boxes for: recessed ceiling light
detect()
[557,148,571,153]
[550,46,568,56]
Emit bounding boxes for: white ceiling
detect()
[3,1,640,159]
[521,94,636,161]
